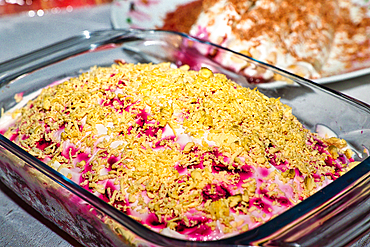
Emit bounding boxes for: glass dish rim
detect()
[1,28,370,246]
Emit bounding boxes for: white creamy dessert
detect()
[188,0,370,81]
[0,62,358,240]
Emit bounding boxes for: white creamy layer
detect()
[189,0,330,80]
[189,0,370,81]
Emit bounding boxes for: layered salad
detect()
[162,0,370,82]
[0,62,358,240]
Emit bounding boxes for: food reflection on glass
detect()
[158,0,370,82]
[0,61,360,240]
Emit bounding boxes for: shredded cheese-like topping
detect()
[4,62,354,240]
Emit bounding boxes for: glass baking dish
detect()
[1,29,370,247]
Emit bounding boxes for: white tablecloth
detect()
[0,5,370,246]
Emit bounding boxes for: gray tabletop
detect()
[0,5,370,246]
[0,5,111,247]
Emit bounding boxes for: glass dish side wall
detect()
[0,29,370,246]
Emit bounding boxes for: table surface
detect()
[0,5,370,246]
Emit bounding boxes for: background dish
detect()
[110,0,370,84]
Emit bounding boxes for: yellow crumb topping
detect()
[4,62,353,237]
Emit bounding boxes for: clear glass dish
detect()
[1,29,370,247]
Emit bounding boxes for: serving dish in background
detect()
[110,0,370,85]
[1,29,370,246]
